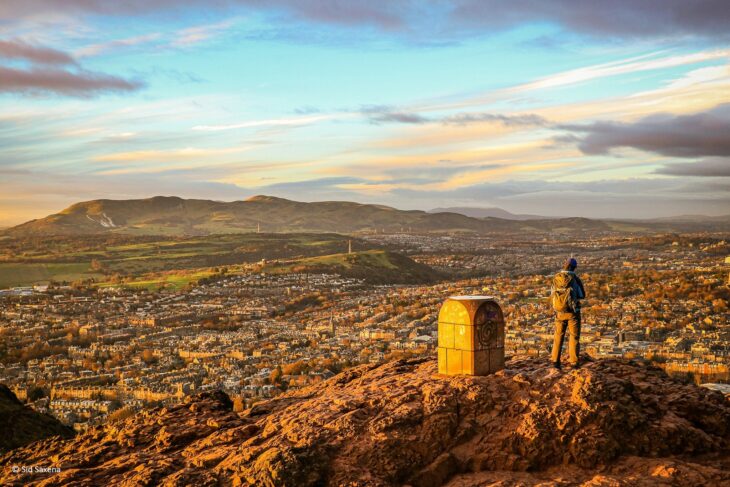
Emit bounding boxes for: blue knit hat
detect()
[567,257,577,269]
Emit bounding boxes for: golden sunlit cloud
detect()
[93,146,251,163]
[335,182,402,194]
[434,161,575,190]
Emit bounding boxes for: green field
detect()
[98,269,218,291]
[0,233,374,288]
[0,263,102,288]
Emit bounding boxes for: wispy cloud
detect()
[0,38,144,97]
[656,158,730,177]
[442,112,547,127]
[75,33,162,57]
[170,19,237,47]
[428,161,573,191]
[193,114,339,132]
[360,104,547,127]
[0,38,76,65]
[418,49,730,115]
[93,146,250,163]
[628,64,730,99]
[361,105,430,125]
[74,19,236,58]
[0,65,143,97]
[511,50,730,94]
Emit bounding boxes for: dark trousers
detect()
[551,312,581,365]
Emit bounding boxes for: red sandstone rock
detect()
[1,357,728,486]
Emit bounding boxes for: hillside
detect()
[2,357,728,486]
[0,233,373,288]
[430,206,548,220]
[262,250,442,284]
[0,385,74,453]
[5,195,620,237]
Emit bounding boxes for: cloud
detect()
[373,112,427,124]
[2,1,728,40]
[511,51,730,94]
[74,20,235,59]
[449,0,730,40]
[442,112,547,127]
[628,64,730,99]
[423,49,730,115]
[435,50,730,114]
[75,33,162,57]
[0,39,143,97]
[142,67,205,84]
[93,146,250,163]
[361,105,429,125]
[0,65,143,97]
[0,39,75,65]
[656,158,730,177]
[561,103,730,158]
[0,1,406,30]
[170,19,237,47]
[192,114,338,131]
[294,106,321,115]
[360,105,547,127]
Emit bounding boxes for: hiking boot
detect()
[551,362,562,370]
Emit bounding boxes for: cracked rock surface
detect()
[2,357,729,486]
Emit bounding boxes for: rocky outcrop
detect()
[0,385,74,453]
[2,357,729,486]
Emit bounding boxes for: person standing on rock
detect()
[550,257,586,369]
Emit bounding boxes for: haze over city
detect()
[1,1,729,227]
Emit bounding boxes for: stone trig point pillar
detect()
[438,296,505,375]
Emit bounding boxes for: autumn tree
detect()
[90,258,106,272]
[269,365,283,384]
[141,349,157,365]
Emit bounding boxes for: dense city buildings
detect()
[1,232,728,430]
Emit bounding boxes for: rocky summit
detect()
[2,357,729,486]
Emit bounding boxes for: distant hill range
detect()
[429,206,549,220]
[4,195,728,237]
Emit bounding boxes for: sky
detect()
[1,1,729,226]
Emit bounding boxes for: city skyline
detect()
[2,1,730,226]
